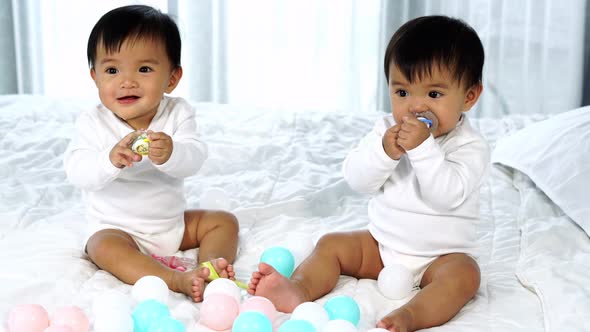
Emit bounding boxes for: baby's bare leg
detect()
[377,253,480,332]
[85,229,209,300]
[248,230,383,312]
[181,209,239,270]
[173,209,239,301]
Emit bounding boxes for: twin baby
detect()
[64,5,489,332]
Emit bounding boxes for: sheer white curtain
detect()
[0,0,587,116]
[0,0,43,94]
[173,0,382,112]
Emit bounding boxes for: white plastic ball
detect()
[131,275,169,305]
[199,188,231,210]
[291,302,330,331]
[93,310,134,332]
[377,264,413,300]
[320,319,357,332]
[203,278,242,304]
[92,290,133,317]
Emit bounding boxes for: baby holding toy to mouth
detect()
[248,15,490,332]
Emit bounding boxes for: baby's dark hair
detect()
[87,5,181,68]
[384,15,484,89]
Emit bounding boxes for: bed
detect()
[0,94,588,332]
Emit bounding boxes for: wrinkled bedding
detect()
[1,95,586,331]
[513,172,590,332]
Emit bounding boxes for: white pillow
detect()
[492,106,590,236]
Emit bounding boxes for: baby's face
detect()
[387,64,481,137]
[91,38,181,130]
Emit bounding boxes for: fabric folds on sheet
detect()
[513,172,590,332]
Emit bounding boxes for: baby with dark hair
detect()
[65,5,239,302]
[248,15,489,331]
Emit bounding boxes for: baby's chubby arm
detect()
[343,117,401,193]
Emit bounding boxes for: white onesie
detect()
[342,114,489,285]
[64,96,207,256]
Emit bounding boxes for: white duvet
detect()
[0,95,587,331]
[513,173,590,332]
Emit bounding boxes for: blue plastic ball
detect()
[278,319,317,332]
[132,299,170,332]
[323,295,360,326]
[232,311,273,332]
[147,316,186,332]
[260,246,295,278]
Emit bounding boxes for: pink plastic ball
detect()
[239,296,277,323]
[199,293,240,331]
[44,326,74,332]
[8,304,50,332]
[50,306,89,332]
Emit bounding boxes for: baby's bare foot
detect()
[201,257,235,281]
[376,307,415,332]
[172,268,209,302]
[247,262,307,313]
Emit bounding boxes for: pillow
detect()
[491,106,590,236]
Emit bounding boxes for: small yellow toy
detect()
[201,261,248,289]
[131,132,150,155]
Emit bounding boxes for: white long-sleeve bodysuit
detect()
[342,114,489,281]
[64,96,207,255]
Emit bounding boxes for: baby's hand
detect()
[146,130,172,165]
[397,116,430,151]
[109,130,143,168]
[382,123,405,160]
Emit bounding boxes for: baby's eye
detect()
[428,91,442,98]
[395,90,408,97]
[139,66,153,73]
[106,67,118,74]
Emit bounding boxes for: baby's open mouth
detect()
[118,96,139,101]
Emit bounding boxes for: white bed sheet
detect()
[512,172,590,332]
[0,95,581,331]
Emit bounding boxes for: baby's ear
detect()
[463,83,483,112]
[165,66,183,93]
[90,68,97,84]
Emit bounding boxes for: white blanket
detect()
[1,95,585,331]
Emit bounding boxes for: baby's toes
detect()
[196,266,211,280]
[215,257,229,270]
[227,265,236,280]
[191,278,205,302]
[217,270,229,279]
[249,277,261,286]
[213,259,229,278]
